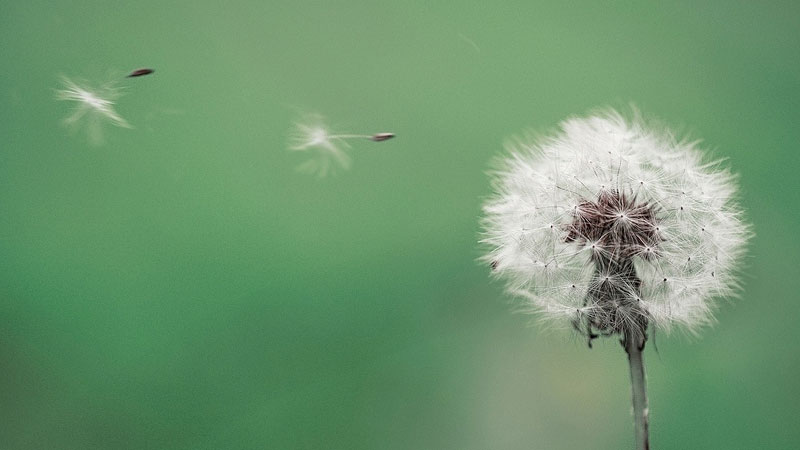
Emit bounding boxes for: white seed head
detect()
[482,110,750,339]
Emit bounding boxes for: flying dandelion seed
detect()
[288,114,395,177]
[55,76,131,146]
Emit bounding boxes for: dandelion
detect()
[481,110,749,449]
[288,114,395,177]
[55,76,131,146]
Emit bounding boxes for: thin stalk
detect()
[329,134,372,139]
[624,334,650,450]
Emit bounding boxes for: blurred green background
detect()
[1,1,798,449]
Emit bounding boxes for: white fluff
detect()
[56,76,131,146]
[288,114,352,177]
[482,110,750,335]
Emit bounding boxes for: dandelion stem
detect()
[624,333,650,450]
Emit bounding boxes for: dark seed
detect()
[127,68,154,78]
[371,133,395,142]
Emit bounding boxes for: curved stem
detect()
[624,335,650,450]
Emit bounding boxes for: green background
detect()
[1,1,798,448]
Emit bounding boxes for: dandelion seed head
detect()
[482,110,750,340]
[55,76,130,145]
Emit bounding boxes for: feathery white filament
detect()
[55,77,131,145]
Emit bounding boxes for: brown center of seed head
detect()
[564,189,661,347]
